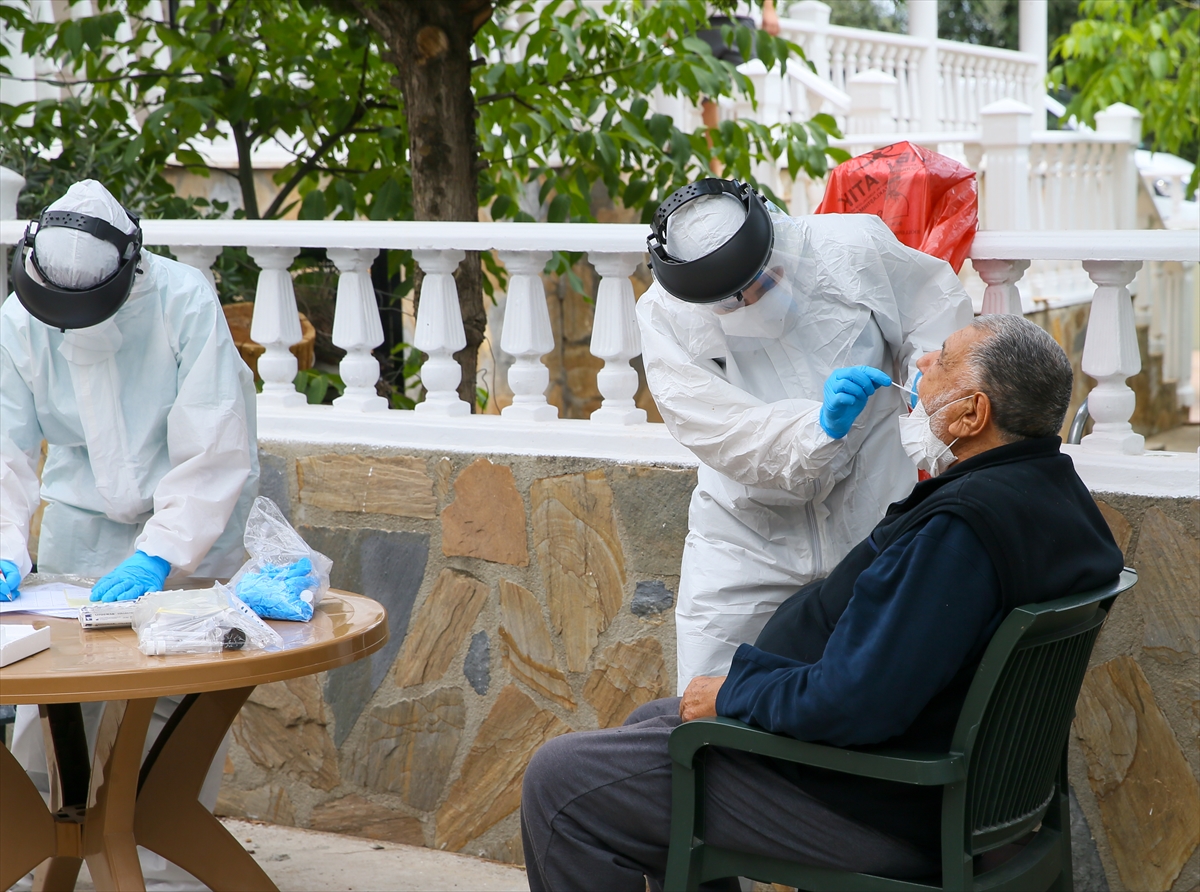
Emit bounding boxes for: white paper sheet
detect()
[0,583,94,617]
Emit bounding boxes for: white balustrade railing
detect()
[779,19,927,132]
[1137,259,1198,412]
[777,17,1039,135]
[1,220,1195,459]
[936,41,1039,133]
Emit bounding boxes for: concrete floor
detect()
[64,819,529,892]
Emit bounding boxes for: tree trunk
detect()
[351,0,491,409]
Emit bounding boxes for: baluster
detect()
[974,259,1030,315]
[1080,260,1144,454]
[1143,261,1165,355]
[170,245,221,295]
[0,165,25,301]
[328,247,387,412]
[497,250,557,421]
[412,249,470,416]
[1174,262,1196,410]
[589,253,648,425]
[247,246,306,408]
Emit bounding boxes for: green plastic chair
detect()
[665,568,1137,892]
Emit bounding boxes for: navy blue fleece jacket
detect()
[715,514,1002,746]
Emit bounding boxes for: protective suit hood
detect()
[10,180,143,330]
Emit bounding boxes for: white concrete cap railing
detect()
[1,220,1195,460]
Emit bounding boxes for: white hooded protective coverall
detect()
[638,201,972,690]
[1,181,258,889]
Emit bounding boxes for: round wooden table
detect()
[0,591,387,892]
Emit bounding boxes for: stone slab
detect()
[531,470,626,672]
[498,578,575,709]
[1133,507,1199,663]
[215,784,295,825]
[1074,655,1200,891]
[609,464,695,577]
[258,451,291,521]
[1069,785,1110,892]
[631,580,674,617]
[1094,500,1132,556]
[297,453,436,518]
[441,458,529,565]
[464,631,491,696]
[583,638,669,727]
[308,794,425,847]
[435,685,571,852]
[394,569,490,688]
[232,676,340,791]
[353,688,466,812]
[300,526,428,746]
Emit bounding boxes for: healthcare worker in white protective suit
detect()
[0,180,259,889]
[639,178,973,690]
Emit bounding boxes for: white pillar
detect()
[908,0,939,131]
[0,166,25,302]
[980,99,1033,230]
[792,1,831,80]
[497,250,557,421]
[1081,260,1144,454]
[1094,103,1142,230]
[1176,262,1196,409]
[589,253,648,425]
[328,247,387,412]
[412,249,470,416]
[247,246,306,408]
[1019,0,1048,131]
[846,69,898,136]
[170,245,221,294]
[974,258,1031,315]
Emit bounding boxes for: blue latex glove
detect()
[91,551,171,602]
[819,366,893,439]
[0,559,21,602]
[236,557,320,622]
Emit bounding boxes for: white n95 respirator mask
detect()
[898,395,973,477]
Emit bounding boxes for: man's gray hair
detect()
[965,314,1074,441]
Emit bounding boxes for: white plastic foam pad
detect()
[0,623,51,667]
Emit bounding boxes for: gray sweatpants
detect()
[520,698,936,892]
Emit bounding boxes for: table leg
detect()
[134,687,278,892]
[32,703,90,892]
[82,698,156,892]
[0,743,57,890]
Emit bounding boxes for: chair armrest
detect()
[668,717,964,786]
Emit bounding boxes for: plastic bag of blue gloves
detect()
[231,497,333,622]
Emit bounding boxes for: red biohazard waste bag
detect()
[815,141,977,273]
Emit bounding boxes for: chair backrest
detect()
[950,569,1137,854]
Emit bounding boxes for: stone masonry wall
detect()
[218,445,1199,891]
[218,444,695,864]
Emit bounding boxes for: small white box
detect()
[0,623,52,667]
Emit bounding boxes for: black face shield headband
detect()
[646,178,775,304]
[10,207,143,330]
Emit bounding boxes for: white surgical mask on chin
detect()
[898,395,973,477]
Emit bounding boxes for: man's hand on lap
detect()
[680,676,726,721]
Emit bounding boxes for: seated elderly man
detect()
[520,314,1123,892]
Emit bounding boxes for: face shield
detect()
[647,179,776,306]
[10,180,143,330]
[649,179,889,405]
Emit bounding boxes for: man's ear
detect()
[946,392,991,439]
